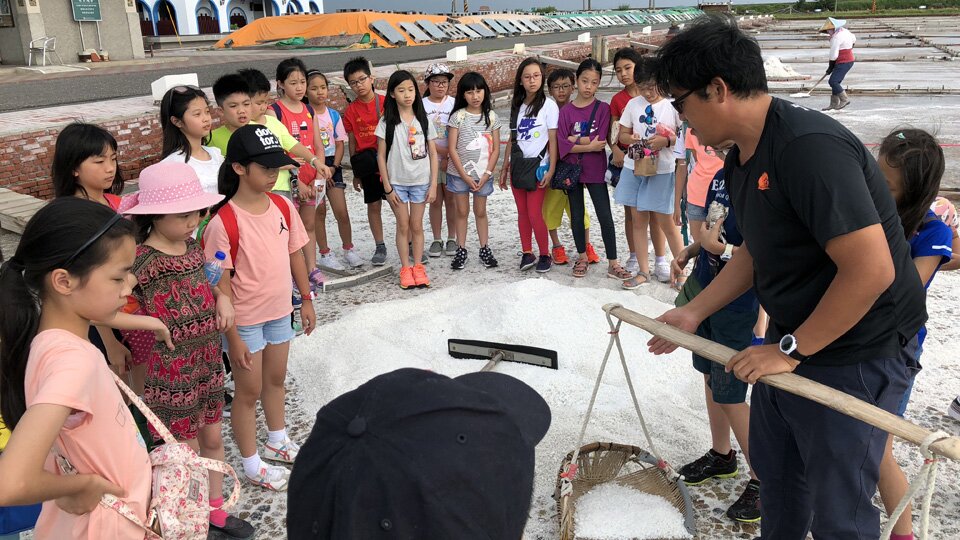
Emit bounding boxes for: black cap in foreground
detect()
[225,124,299,169]
[287,367,552,540]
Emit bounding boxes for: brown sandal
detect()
[622,271,649,290]
[607,263,633,281]
[572,257,589,278]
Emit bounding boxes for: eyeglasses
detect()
[550,84,572,91]
[428,79,449,86]
[670,87,700,115]
[162,85,203,108]
[522,73,542,82]
[63,213,124,268]
[347,75,371,88]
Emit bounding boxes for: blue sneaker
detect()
[535,255,552,273]
[519,252,536,271]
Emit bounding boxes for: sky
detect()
[322,0,787,13]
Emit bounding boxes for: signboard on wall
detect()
[71,0,102,21]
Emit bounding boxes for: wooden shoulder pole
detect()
[603,303,960,461]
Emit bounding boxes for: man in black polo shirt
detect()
[646,15,926,539]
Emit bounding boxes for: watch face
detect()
[779,334,795,352]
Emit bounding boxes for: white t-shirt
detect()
[160,146,224,194]
[374,116,439,186]
[619,97,680,175]
[422,95,454,150]
[514,98,559,166]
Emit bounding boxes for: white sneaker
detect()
[625,256,639,276]
[263,437,301,464]
[318,251,345,271]
[343,248,364,268]
[245,464,290,491]
[654,260,671,283]
[949,396,960,422]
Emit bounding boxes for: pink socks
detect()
[890,534,914,540]
[209,497,227,528]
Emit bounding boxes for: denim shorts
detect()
[222,315,295,355]
[446,172,494,197]
[686,201,708,222]
[393,183,430,204]
[613,168,675,214]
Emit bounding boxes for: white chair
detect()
[28,37,64,67]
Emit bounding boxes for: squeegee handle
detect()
[811,72,829,91]
[481,351,505,372]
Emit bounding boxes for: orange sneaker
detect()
[399,266,416,289]
[412,263,430,288]
[552,245,569,265]
[586,243,601,264]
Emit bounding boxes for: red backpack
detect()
[200,193,291,269]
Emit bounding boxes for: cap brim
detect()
[122,192,225,215]
[427,73,454,81]
[249,152,300,169]
[455,371,551,447]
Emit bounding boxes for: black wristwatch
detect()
[779,334,809,362]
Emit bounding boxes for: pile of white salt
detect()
[574,483,692,540]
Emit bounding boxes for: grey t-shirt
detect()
[446,109,502,182]
[375,116,438,186]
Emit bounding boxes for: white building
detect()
[136,0,323,36]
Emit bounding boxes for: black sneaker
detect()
[451,247,468,270]
[479,245,499,268]
[726,479,761,523]
[678,449,738,485]
[519,252,537,271]
[208,515,256,539]
[222,391,233,419]
[535,255,552,273]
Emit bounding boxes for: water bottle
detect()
[291,287,304,336]
[204,251,226,286]
[536,159,550,181]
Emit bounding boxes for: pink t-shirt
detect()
[313,106,349,158]
[25,329,151,540]
[684,130,725,208]
[203,196,309,326]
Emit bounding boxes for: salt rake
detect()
[601,303,960,540]
[790,72,829,98]
[447,339,558,372]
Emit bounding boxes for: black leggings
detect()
[569,182,617,261]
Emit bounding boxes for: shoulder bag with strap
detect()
[552,101,601,191]
[55,372,241,540]
[509,106,549,192]
[200,193,292,272]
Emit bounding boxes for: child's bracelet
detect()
[384,187,394,195]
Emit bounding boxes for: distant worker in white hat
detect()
[820,17,856,111]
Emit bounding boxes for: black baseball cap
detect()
[225,124,298,169]
[287,368,551,540]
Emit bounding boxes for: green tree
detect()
[617,3,632,9]
[532,6,557,13]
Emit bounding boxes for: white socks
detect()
[267,428,287,444]
[655,256,667,265]
[241,454,262,478]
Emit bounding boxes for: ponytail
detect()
[214,160,245,214]
[0,198,135,429]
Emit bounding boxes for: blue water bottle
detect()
[204,251,226,286]
[536,159,550,182]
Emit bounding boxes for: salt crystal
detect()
[763,56,807,81]
[574,483,692,540]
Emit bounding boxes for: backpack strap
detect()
[305,103,315,118]
[266,192,292,229]
[329,108,340,131]
[270,102,284,123]
[212,203,241,267]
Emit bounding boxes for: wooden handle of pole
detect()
[603,303,960,461]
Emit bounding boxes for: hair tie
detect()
[896,132,906,140]
[4,257,25,274]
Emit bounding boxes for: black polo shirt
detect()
[725,98,926,366]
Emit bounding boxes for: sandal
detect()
[607,263,633,281]
[572,257,589,278]
[622,271,649,290]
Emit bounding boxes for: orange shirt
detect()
[203,196,308,326]
[25,329,151,540]
[684,130,725,208]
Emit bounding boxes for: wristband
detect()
[484,170,494,176]
[384,187,394,195]
[309,157,318,167]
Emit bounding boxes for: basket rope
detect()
[880,430,952,540]
[560,309,678,500]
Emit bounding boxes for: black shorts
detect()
[360,173,384,204]
[324,156,346,189]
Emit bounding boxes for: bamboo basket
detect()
[556,442,696,540]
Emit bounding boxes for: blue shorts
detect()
[446,172,494,197]
[393,183,430,204]
[613,168,675,214]
[686,201,708,222]
[222,315,295,355]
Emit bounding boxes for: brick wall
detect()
[0,35,650,200]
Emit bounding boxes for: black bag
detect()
[351,148,379,180]
[508,107,548,191]
[552,101,601,191]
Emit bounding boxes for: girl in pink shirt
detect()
[0,197,151,540]
[202,124,315,492]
